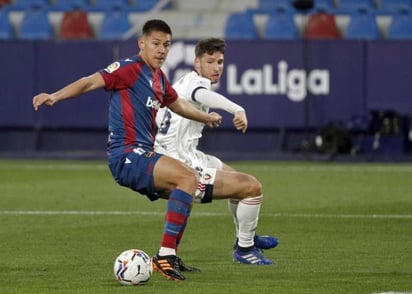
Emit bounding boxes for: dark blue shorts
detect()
[108,149,163,201]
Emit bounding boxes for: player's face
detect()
[197,52,224,84]
[138,31,171,70]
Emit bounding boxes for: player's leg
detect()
[152,155,198,280]
[211,170,274,265]
[220,163,241,240]
[219,163,279,251]
[200,154,278,253]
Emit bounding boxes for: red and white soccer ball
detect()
[113,249,153,286]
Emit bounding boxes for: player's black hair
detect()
[195,38,226,57]
[142,19,172,37]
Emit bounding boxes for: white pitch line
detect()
[2,163,412,173]
[0,211,411,219]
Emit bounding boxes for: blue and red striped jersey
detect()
[100,55,178,157]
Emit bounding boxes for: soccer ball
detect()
[113,249,153,286]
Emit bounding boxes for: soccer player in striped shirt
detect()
[33,19,222,281]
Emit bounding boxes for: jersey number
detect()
[158,110,172,135]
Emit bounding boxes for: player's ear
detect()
[138,37,145,51]
[194,57,200,71]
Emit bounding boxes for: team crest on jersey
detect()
[104,61,120,73]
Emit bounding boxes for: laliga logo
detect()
[163,42,330,102]
[227,60,330,102]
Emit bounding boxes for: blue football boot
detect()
[232,246,275,265]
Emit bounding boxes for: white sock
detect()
[237,195,263,248]
[158,247,176,256]
[227,199,239,238]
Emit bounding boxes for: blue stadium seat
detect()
[387,8,412,39]
[99,6,131,40]
[8,0,49,11]
[264,7,299,39]
[345,7,380,39]
[51,0,90,12]
[19,6,53,39]
[91,0,129,11]
[336,0,376,14]
[379,0,411,14]
[308,0,336,14]
[258,0,294,12]
[224,11,259,40]
[128,0,171,12]
[0,9,14,39]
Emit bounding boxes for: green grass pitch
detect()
[0,159,411,293]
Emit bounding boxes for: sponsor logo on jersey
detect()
[146,96,161,110]
[104,61,120,73]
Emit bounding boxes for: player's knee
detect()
[177,167,198,195]
[247,175,263,196]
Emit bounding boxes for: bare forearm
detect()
[168,98,221,128]
[52,75,102,102]
[169,99,208,123]
[33,73,104,110]
[176,103,212,123]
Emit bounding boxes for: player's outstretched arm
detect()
[33,72,105,111]
[194,88,248,133]
[168,98,222,128]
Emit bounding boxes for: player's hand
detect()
[206,112,222,128]
[233,110,248,133]
[33,93,56,111]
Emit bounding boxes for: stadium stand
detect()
[1,0,411,41]
[59,9,93,39]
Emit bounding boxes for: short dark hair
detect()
[195,38,226,58]
[142,19,172,36]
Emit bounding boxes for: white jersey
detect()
[155,70,244,170]
[155,71,244,202]
[155,71,211,167]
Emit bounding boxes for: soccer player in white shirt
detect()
[155,38,278,265]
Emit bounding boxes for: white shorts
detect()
[155,145,221,203]
[191,150,223,203]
